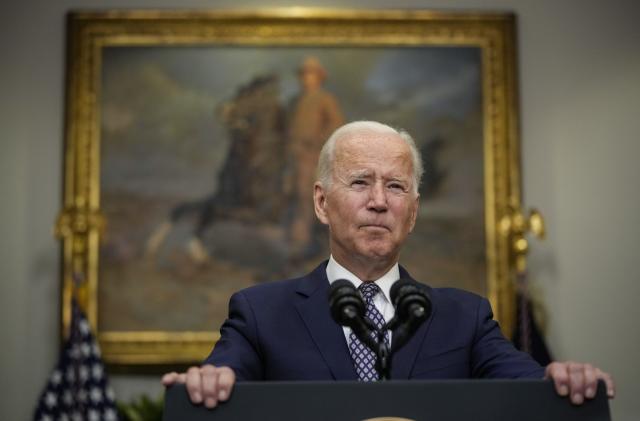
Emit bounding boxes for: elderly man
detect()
[163,121,614,408]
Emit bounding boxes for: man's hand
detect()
[162,365,236,409]
[545,361,615,405]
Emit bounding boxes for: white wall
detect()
[1,0,638,419]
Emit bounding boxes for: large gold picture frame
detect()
[58,9,529,365]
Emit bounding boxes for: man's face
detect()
[299,69,322,91]
[314,131,419,268]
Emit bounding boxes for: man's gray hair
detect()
[316,121,424,195]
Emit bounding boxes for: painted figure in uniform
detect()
[287,57,344,260]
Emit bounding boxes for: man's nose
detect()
[367,183,388,212]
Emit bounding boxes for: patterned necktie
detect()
[348,282,389,381]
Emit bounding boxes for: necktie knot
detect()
[358,282,380,302]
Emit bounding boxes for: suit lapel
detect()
[391,268,437,379]
[294,263,358,381]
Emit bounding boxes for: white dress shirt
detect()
[326,255,398,345]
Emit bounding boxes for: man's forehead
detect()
[332,142,414,185]
[344,167,410,181]
[336,129,402,148]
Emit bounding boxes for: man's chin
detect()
[355,243,397,262]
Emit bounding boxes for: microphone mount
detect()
[328,278,432,381]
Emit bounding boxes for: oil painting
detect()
[99,46,484,333]
[58,10,521,363]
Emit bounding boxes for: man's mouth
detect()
[360,224,390,232]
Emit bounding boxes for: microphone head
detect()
[390,278,432,322]
[389,278,413,306]
[328,279,365,327]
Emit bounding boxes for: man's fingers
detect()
[545,362,570,397]
[216,366,236,401]
[604,374,616,398]
[161,372,179,386]
[200,365,219,408]
[185,366,204,404]
[567,362,586,404]
[161,371,187,386]
[582,364,597,399]
[595,368,616,398]
[547,361,615,405]
[162,365,236,408]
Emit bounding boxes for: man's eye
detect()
[388,183,405,191]
[351,180,367,186]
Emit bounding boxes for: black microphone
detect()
[388,278,432,352]
[390,278,432,323]
[328,279,364,327]
[328,279,377,350]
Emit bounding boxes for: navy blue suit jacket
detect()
[205,262,544,381]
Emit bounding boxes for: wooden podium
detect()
[163,379,611,421]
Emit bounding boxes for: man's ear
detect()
[314,182,330,225]
[408,194,420,233]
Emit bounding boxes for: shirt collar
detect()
[326,255,399,304]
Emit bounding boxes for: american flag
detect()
[33,299,119,421]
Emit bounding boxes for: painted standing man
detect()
[287,56,344,260]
